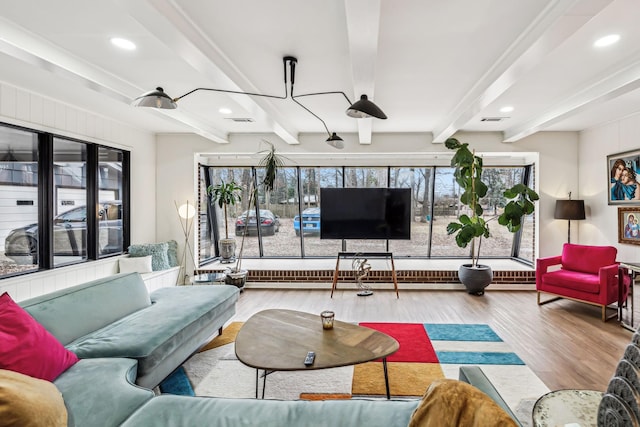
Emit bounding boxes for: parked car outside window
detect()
[4,201,122,265]
[235,209,280,236]
[293,207,320,236]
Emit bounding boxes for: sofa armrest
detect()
[458,366,522,426]
[600,264,622,303]
[536,255,562,273]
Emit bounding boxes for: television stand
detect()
[331,252,399,299]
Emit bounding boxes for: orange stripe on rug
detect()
[299,393,352,401]
[352,362,444,397]
[199,322,244,352]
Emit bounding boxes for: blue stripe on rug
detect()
[436,351,524,365]
[159,366,195,396]
[423,323,503,342]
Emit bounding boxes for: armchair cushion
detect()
[543,270,601,294]
[561,244,616,274]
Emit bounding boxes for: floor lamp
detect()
[175,201,196,284]
[554,193,586,243]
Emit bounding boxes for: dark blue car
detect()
[293,207,320,236]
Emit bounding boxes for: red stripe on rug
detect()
[359,322,438,363]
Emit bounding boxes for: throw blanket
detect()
[408,379,518,427]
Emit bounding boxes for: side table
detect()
[619,262,640,332]
[532,389,603,427]
[191,272,226,285]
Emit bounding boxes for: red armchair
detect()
[536,243,629,321]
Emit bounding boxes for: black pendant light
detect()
[346,95,387,119]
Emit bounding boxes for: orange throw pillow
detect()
[408,379,518,427]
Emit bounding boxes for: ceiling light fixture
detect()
[499,106,514,113]
[594,34,620,48]
[110,37,136,51]
[132,56,386,149]
[218,107,232,115]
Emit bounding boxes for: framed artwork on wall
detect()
[608,149,640,205]
[618,207,640,245]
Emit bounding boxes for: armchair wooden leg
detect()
[537,292,561,306]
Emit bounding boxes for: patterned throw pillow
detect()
[166,240,179,268]
[128,242,170,271]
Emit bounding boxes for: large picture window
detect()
[199,163,535,265]
[0,123,129,279]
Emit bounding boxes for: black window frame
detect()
[0,121,130,278]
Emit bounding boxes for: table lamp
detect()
[554,192,586,243]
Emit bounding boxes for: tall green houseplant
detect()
[207,180,242,261]
[444,137,539,294]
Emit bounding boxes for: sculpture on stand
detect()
[352,255,372,297]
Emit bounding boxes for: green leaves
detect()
[445,137,539,263]
[207,180,243,209]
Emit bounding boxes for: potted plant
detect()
[224,141,285,290]
[445,137,539,295]
[207,180,243,263]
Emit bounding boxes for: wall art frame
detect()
[618,207,640,245]
[608,149,640,205]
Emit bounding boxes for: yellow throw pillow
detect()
[408,378,518,427]
[0,369,67,427]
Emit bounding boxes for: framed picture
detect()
[608,149,640,205]
[618,207,640,245]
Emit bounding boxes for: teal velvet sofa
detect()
[18,273,520,426]
[20,272,239,390]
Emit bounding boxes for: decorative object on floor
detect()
[132,57,386,149]
[174,201,196,284]
[607,149,640,205]
[618,207,640,245]
[444,137,539,296]
[207,181,242,263]
[554,192,586,243]
[352,255,373,296]
[172,321,548,418]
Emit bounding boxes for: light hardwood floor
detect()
[229,288,633,392]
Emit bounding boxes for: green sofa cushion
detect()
[20,273,151,346]
[129,242,170,271]
[66,285,239,386]
[54,358,153,427]
[122,395,420,427]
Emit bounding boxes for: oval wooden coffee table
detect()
[235,309,399,399]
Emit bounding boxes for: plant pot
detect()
[219,238,236,262]
[458,264,492,296]
[225,268,248,291]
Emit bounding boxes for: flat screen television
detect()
[320,188,411,240]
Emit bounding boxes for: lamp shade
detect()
[554,199,586,220]
[178,203,196,219]
[326,133,344,149]
[131,87,177,109]
[346,95,387,119]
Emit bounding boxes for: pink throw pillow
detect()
[0,292,78,381]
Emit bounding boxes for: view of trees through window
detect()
[201,164,535,263]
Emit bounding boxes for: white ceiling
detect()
[1,0,639,146]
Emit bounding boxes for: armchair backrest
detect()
[561,243,617,274]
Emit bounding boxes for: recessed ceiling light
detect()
[110,37,136,51]
[219,107,232,115]
[500,106,514,113]
[594,34,620,48]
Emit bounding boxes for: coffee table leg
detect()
[383,357,391,399]
[255,369,259,399]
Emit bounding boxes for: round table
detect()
[532,389,603,427]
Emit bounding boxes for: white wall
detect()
[0,82,157,300]
[579,113,640,261]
